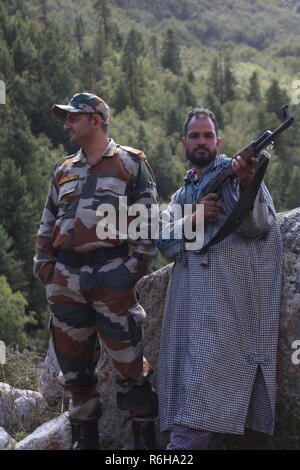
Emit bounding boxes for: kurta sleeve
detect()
[236,182,276,238]
[156,189,186,260]
[33,173,59,285]
[221,177,277,239]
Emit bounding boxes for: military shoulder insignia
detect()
[58,174,79,186]
[53,154,77,172]
[119,145,147,161]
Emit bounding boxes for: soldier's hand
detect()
[231,155,256,187]
[134,259,150,281]
[124,256,150,283]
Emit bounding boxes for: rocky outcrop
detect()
[0,382,47,431]
[274,208,300,450]
[0,427,16,450]
[1,208,299,449]
[15,413,72,450]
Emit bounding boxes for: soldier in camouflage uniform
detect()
[34,93,158,450]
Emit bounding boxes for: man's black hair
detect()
[183,107,219,137]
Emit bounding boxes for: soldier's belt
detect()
[56,245,129,268]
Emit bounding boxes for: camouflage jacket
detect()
[33,139,158,284]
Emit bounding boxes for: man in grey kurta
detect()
[157,107,283,449]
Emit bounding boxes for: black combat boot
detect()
[70,396,102,450]
[132,419,157,450]
[72,421,100,450]
[117,380,158,450]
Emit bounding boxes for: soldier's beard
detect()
[186,147,217,168]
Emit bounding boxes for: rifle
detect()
[196,105,294,250]
[201,105,294,197]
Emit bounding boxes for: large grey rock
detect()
[15,412,72,450]
[0,382,43,401]
[0,427,16,450]
[14,395,47,430]
[0,383,46,431]
[275,208,300,449]
[40,208,300,449]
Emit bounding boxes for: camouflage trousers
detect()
[46,256,155,422]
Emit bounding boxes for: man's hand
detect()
[191,193,221,226]
[124,256,150,283]
[135,259,150,281]
[231,155,257,188]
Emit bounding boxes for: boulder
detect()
[0,427,16,450]
[0,382,46,431]
[39,337,70,404]
[15,412,72,450]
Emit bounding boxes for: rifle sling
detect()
[196,152,269,251]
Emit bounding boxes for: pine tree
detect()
[179,1,190,20]
[11,15,36,75]
[122,29,144,70]
[0,276,28,348]
[94,0,111,46]
[120,30,146,116]
[137,124,149,153]
[187,69,195,83]
[248,71,261,103]
[176,86,187,107]
[75,15,85,51]
[208,52,236,104]
[38,0,48,28]
[94,27,105,71]
[0,109,36,171]
[112,79,129,114]
[0,37,15,82]
[223,57,236,102]
[161,29,182,75]
[183,82,196,106]
[0,158,38,296]
[78,46,97,91]
[0,3,9,39]
[150,35,158,59]
[208,57,223,104]
[204,92,224,130]
[0,225,25,292]
[265,79,289,119]
[27,23,76,143]
[165,108,183,136]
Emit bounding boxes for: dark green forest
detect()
[0,0,299,349]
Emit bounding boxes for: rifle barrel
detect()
[255,116,294,154]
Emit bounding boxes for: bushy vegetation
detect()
[0,0,299,348]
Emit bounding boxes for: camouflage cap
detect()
[52,93,109,124]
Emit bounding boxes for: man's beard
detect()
[186,146,217,167]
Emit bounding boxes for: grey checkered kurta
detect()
[157,155,283,435]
